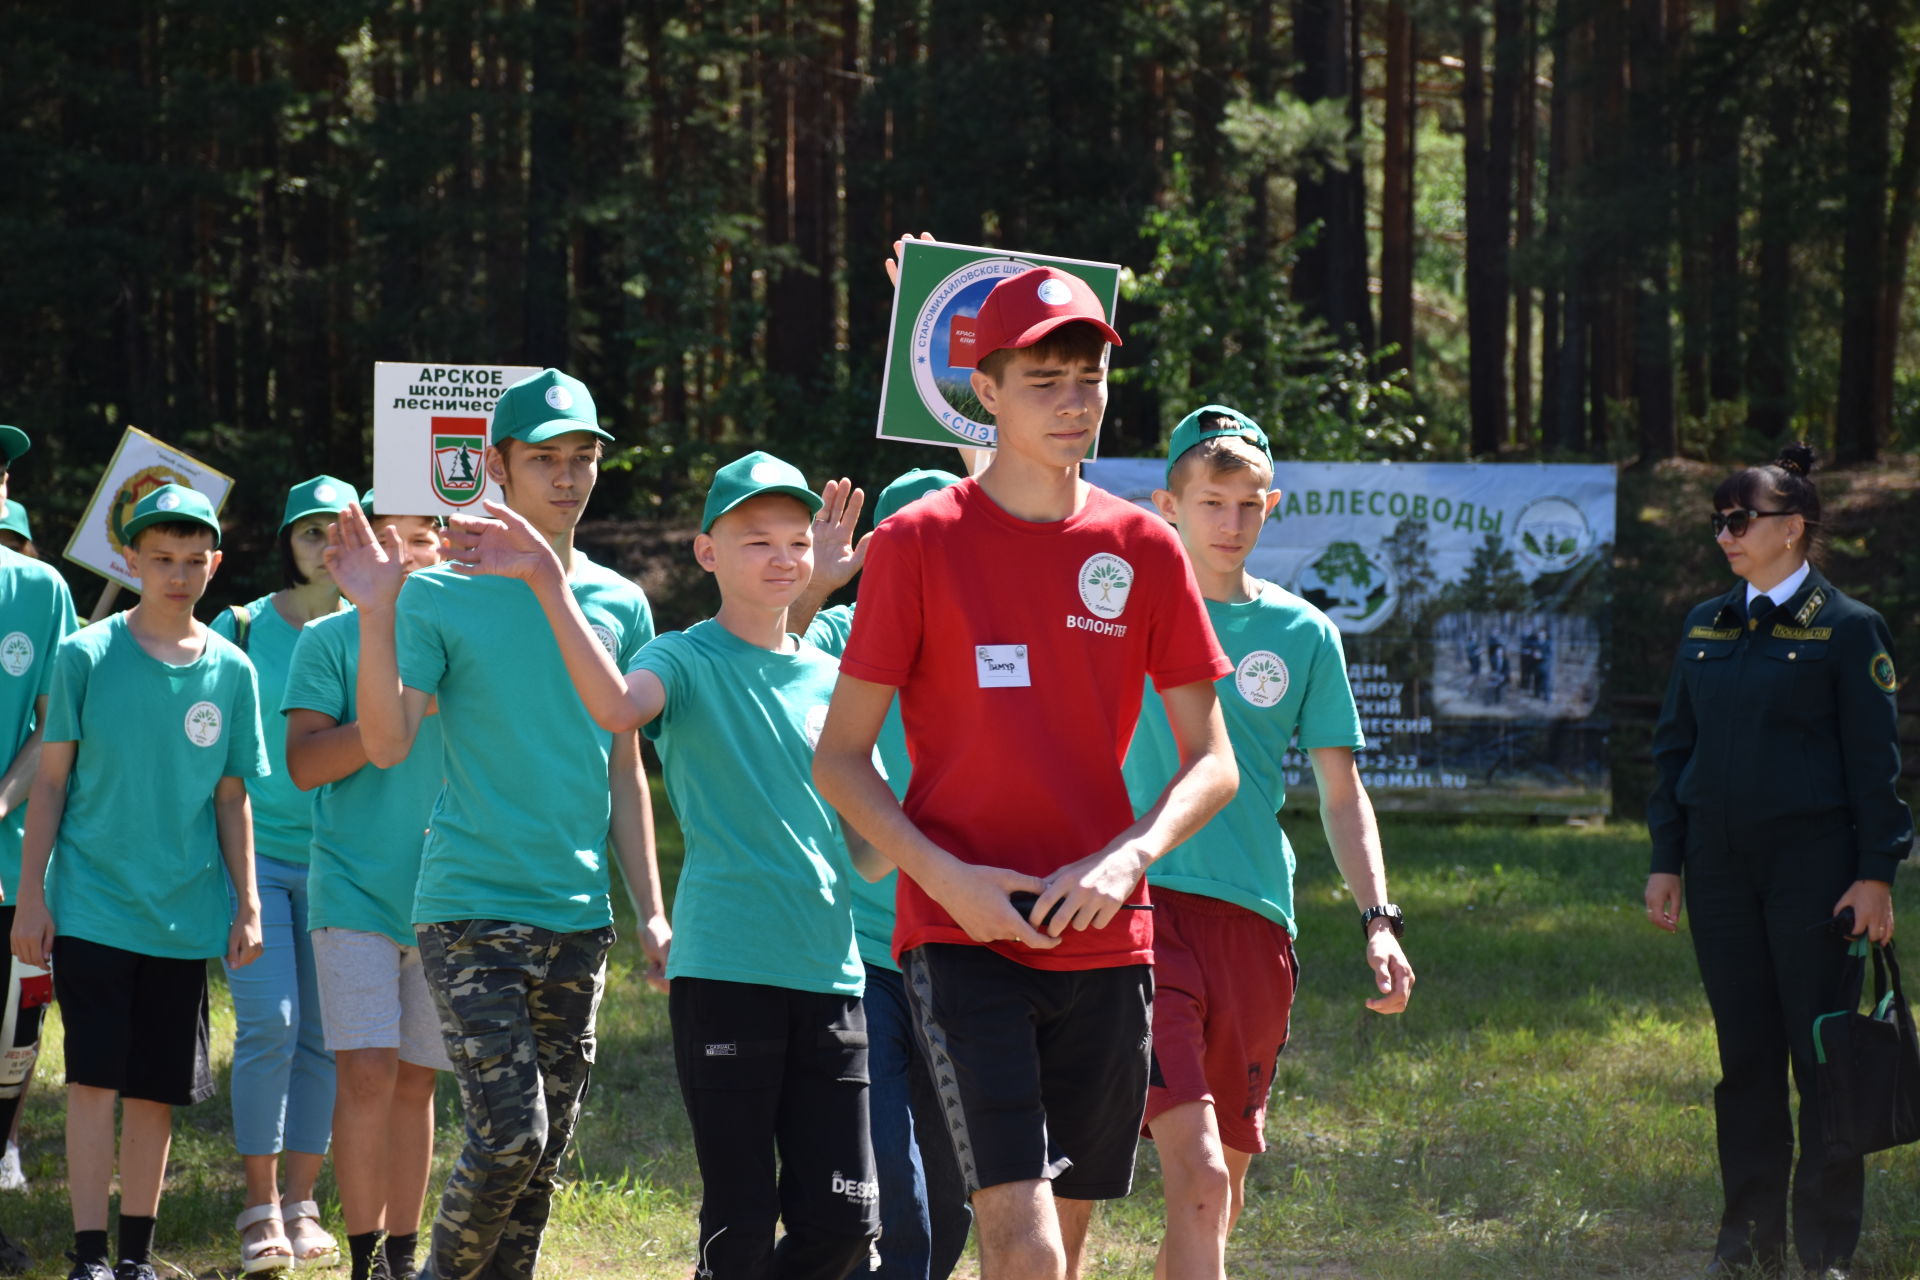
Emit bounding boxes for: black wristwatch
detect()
[1360,904,1405,939]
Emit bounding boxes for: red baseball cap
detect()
[948,266,1122,369]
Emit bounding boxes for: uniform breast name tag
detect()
[975,644,1031,689]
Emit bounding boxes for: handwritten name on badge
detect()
[976,644,1031,689]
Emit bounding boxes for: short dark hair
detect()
[129,521,217,552]
[1713,441,1822,549]
[977,321,1111,384]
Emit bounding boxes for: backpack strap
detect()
[226,604,251,655]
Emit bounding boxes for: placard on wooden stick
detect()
[877,241,1122,453]
[372,362,541,518]
[63,426,236,593]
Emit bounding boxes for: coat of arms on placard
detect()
[431,416,487,507]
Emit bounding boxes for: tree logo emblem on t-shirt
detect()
[1235,650,1290,708]
[183,700,223,748]
[0,633,32,678]
[1078,553,1134,619]
[591,623,618,657]
[804,703,829,750]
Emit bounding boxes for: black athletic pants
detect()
[670,977,879,1280]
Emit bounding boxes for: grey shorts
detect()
[310,927,454,1070]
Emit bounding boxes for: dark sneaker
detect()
[112,1264,157,1280]
[64,1255,112,1280]
[0,1230,30,1276]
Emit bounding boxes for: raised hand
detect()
[325,503,407,610]
[885,231,935,287]
[444,501,563,584]
[810,477,872,595]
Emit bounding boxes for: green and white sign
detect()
[1085,458,1618,817]
[877,240,1121,451]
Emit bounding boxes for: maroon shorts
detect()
[1142,887,1297,1154]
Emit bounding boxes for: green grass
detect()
[6,818,1918,1278]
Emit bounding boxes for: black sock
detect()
[347,1231,383,1280]
[72,1230,108,1265]
[116,1216,155,1266]
[384,1231,418,1280]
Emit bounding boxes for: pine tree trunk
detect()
[1630,0,1675,464]
[523,0,574,362]
[1381,0,1417,384]
[1835,0,1894,463]
[1463,0,1511,455]
[1706,0,1743,403]
[1747,86,1796,441]
[1874,64,1920,448]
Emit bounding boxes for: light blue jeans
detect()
[227,855,335,1155]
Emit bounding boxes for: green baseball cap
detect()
[122,484,221,547]
[281,474,357,531]
[874,468,963,524]
[0,501,31,543]
[490,369,613,445]
[1164,404,1273,484]
[0,427,27,464]
[701,451,822,533]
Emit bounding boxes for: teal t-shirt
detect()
[806,604,908,972]
[43,613,269,958]
[282,609,446,947]
[213,596,342,867]
[635,619,863,996]
[396,558,653,933]
[1122,583,1364,936]
[0,549,76,896]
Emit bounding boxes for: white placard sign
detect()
[63,426,237,592]
[372,362,541,518]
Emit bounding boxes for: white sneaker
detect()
[0,1141,26,1192]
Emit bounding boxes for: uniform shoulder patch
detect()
[1688,626,1740,641]
[1870,650,1898,694]
[1794,587,1828,627]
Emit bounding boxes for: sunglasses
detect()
[1710,508,1791,538]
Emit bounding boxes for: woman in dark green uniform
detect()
[1645,443,1911,1278]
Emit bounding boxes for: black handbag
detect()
[1812,938,1920,1160]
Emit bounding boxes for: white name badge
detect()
[975,644,1032,689]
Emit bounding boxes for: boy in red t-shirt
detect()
[814,265,1238,1280]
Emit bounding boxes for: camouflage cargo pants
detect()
[415,919,615,1280]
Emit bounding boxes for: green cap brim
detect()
[122,509,221,548]
[511,420,616,445]
[702,485,824,533]
[0,427,28,464]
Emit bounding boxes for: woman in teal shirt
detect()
[213,476,355,1274]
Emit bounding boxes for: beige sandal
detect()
[281,1198,342,1269]
[236,1203,293,1275]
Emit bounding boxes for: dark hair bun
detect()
[1775,442,1815,477]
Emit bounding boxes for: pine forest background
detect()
[4,0,1920,813]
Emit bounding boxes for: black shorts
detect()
[54,936,213,1106]
[902,943,1153,1200]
